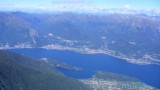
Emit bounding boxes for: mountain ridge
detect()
[0,11,160,65]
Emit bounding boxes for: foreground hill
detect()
[0,50,92,90]
[0,11,160,65]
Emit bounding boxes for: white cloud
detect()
[36,1,94,12]
[52,0,85,4]
[123,4,131,10]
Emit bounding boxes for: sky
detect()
[0,0,160,12]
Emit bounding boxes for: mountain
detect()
[0,11,160,65]
[0,50,92,90]
[80,71,158,90]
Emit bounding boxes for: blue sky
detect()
[0,0,160,12]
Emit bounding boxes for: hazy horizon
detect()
[0,0,160,13]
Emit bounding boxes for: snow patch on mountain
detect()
[129,42,136,45]
[48,33,54,36]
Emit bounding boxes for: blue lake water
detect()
[9,48,160,89]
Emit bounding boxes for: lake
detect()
[9,48,160,89]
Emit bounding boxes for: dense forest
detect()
[0,50,92,90]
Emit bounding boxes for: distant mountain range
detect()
[0,11,160,65]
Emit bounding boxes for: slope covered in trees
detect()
[0,50,92,90]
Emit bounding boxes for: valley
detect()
[0,12,160,65]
